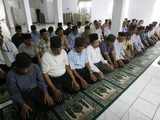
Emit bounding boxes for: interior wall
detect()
[62,0,78,13]
[127,0,155,25]
[91,0,113,22]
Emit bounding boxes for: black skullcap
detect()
[15,53,32,68]
[23,33,32,40]
[105,34,116,42]
[15,25,22,31]
[72,25,78,31]
[50,36,61,48]
[31,25,36,31]
[40,28,47,35]
[118,32,126,37]
[89,33,98,43]
[75,37,86,48]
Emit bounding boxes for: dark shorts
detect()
[94,62,111,73]
[0,64,10,85]
[49,72,72,92]
[75,67,92,84]
[17,88,52,120]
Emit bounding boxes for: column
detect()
[2,0,15,35]
[111,0,124,35]
[22,0,32,32]
[54,0,63,26]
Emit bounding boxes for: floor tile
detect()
[97,109,120,120]
[131,98,158,119]
[121,107,151,120]
[108,99,130,118]
[140,90,160,106]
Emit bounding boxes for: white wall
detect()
[62,0,78,13]
[122,0,160,25]
[91,0,113,22]
[0,0,11,37]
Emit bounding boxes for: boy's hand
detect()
[80,79,88,89]
[53,89,63,103]
[44,93,54,106]
[72,81,80,91]
[90,74,97,82]
[21,104,32,120]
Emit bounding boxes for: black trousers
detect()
[49,72,73,92]
[0,64,10,85]
[75,67,92,84]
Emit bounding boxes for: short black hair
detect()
[40,28,47,35]
[15,25,22,32]
[55,27,63,35]
[105,34,116,43]
[85,21,90,25]
[77,21,82,26]
[23,33,32,40]
[72,25,78,31]
[118,32,126,37]
[31,25,36,31]
[50,36,61,48]
[58,22,62,27]
[15,53,32,68]
[85,26,90,30]
[48,26,54,32]
[89,33,98,43]
[75,37,86,48]
[67,22,72,26]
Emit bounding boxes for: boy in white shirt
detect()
[68,37,98,89]
[42,36,80,103]
[114,32,129,67]
[131,29,145,55]
[86,33,114,76]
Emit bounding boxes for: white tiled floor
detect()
[97,56,160,120]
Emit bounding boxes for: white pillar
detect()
[2,0,15,35]
[22,0,32,32]
[111,0,124,35]
[54,0,63,25]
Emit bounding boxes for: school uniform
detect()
[131,34,144,53]
[114,40,129,64]
[86,45,109,73]
[67,32,80,49]
[42,49,72,91]
[68,49,91,84]
[7,64,48,110]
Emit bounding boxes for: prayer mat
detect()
[1,105,20,120]
[54,92,103,120]
[0,86,10,104]
[104,71,136,89]
[130,56,153,68]
[119,63,145,77]
[83,80,123,107]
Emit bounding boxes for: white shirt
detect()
[86,45,108,72]
[42,49,69,77]
[0,40,18,65]
[131,34,144,52]
[114,40,125,60]
[103,26,111,37]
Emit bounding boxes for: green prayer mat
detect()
[53,92,103,120]
[83,80,123,107]
[0,86,10,104]
[119,63,145,77]
[104,71,136,89]
[1,105,20,120]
